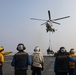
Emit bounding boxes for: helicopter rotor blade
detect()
[52,21,60,25]
[48,10,51,20]
[41,22,46,25]
[52,16,70,21]
[47,20,60,25]
[30,18,47,21]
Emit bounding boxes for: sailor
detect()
[0,46,4,75]
[54,47,76,75]
[0,46,12,75]
[31,46,44,75]
[11,43,31,75]
[69,48,76,75]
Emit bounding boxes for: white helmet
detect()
[59,47,66,53]
[17,43,26,51]
[34,46,40,52]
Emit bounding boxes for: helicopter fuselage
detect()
[46,22,55,32]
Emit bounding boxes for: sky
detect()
[0,0,76,55]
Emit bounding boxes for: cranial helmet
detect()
[70,48,75,54]
[0,46,4,52]
[59,47,66,53]
[17,43,26,51]
[34,46,40,52]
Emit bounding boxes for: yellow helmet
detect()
[0,46,4,52]
[70,48,75,54]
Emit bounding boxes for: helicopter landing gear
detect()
[46,29,48,32]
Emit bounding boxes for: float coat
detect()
[55,54,69,72]
[11,52,31,70]
[69,54,76,68]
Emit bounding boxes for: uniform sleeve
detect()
[69,56,76,62]
[1,51,12,55]
[1,51,12,56]
[27,53,32,65]
[54,58,56,72]
[11,55,15,66]
[0,54,4,63]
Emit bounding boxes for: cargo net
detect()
[47,32,54,56]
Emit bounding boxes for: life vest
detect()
[14,52,28,70]
[32,52,44,68]
[56,53,69,72]
[0,53,4,66]
[69,54,76,68]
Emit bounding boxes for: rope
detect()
[49,32,52,50]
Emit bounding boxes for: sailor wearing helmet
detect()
[0,46,4,75]
[54,47,76,75]
[69,48,76,75]
[11,43,31,75]
[31,46,44,75]
[0,46,12,75]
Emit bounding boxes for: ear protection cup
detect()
[17,43,26,50]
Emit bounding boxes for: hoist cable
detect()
[49,32,52,50]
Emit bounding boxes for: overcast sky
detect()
[0,0,76,55]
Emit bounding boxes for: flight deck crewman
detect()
[69,48,76,75]
[0,46,5,75]
[31,46,44,75]
[54,47,76,75]
[0,46,12,75]
[11,43,31,75]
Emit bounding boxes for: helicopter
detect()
[45,21,56,32]
[30,10,70,55]
[30,10,70,33]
